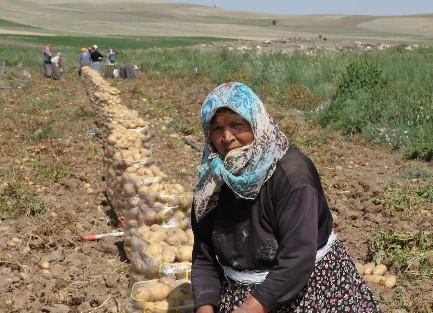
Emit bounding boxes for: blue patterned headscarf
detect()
[193,82,288,222]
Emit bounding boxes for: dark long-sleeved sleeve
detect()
[191,209,223,310]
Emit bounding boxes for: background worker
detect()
[90,45,104,72]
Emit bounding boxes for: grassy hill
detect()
[0,0,432,42]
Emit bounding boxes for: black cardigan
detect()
[191,147,333,311]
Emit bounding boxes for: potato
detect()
[135,287,153,302]
[143,210,157,225]
[39,261,50,270]
[173,183,185,194]
[157,194,180,207]
[363,274,384,284]
[148,231,167,243]
[147,282,171,301]
[373,264,387,276]
[156,209,175,223]
[162,246,177,263]
[122,183,136,197]
[382,275,397,288]
[185,228,194,245]
[152,299,170,310]
[136,225,150,238]
[166,228,189,246]
[128,196,140,208]
[143,243,163,258]
[135,283,171,303]
[354,262,365,276]
[363,262,375,275]
[176,246,193,262]
[150,224,165,232]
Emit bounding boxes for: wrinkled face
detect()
[209,108,254,157]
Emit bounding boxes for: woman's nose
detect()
[222,129,234,142]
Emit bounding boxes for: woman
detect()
[90,44,104,72]
[78,47,91,77]
[43,43,53,78]
[119,63,139,79]
[50,52,62,80]
[191,82,381,313]
[105,47,118,78]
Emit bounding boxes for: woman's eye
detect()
[210,126,221,132]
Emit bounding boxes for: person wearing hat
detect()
[90,45,104,72]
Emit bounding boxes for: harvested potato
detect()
[135,281,171,302]
[354,262,365,276]
[363,274,384,284]
[176,246,193,262]
[148,231,167,243]
[122,183,136,197]
[136,225,150,238]
[150,224,165,232]
[152,299,170,310]
[148,282,171,301]
[185,228,194,245]
[143,243,163,259]
[382,275,397,288]
[166,228,189,246]
[143,210,157,225]
[373,264,387,276]
[363,262,375,275]
[162,246,177,263]
[135,287,153,302]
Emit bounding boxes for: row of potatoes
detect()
[81,67,196,313]
[125,278,194,313]
[355,262,397,288]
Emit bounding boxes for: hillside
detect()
[0,0,432,43]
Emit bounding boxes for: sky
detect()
[165,0,433,16]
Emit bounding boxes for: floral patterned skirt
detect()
[218,240,382,313]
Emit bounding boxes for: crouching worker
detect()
[50,52,63,80]
[191,82,382,313]
[119,63,139,79]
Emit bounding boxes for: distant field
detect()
[0,0,432,43]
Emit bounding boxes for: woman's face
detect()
[209,109,254,157]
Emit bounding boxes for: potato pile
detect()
[81,67,196,312]
[121,166,192,259]
[129,225,193,285]
[355,262,397,288]
[125,279,193,313]
[103,126,154,219]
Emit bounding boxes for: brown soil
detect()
[0,39,432,313]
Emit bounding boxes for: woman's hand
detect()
[233,296,270,313]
